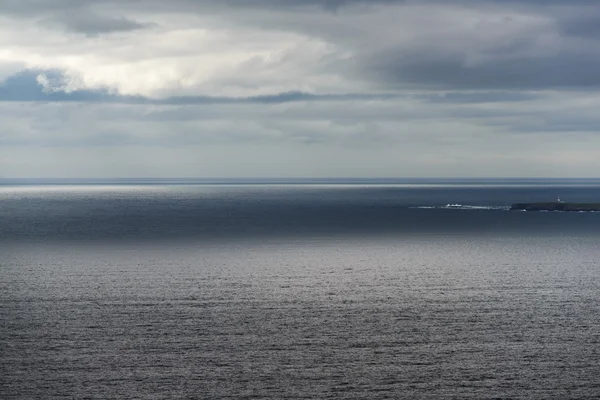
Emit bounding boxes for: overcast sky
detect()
[1,0,600,178]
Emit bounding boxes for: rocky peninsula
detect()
[510,202,600,212]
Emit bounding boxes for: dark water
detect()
[2,180,600,398]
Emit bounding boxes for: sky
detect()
[1,0,600,178]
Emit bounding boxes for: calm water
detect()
[2,180,600,398]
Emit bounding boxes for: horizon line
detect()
[2,177,600,182]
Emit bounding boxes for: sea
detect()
[2,178,600,399]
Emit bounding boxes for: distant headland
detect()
[510,202,600,212]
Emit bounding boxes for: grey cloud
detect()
[0,0,405,16]
[41,10,156,35]
[0,0,80,16]
[2,0,599,17]
[156,1,600,91]
[116,0,600,12]
[554,8,600,38]
[0,76,536,108]
[362,40,600,90]
[5,0,600,178]
[1,1,155,35]
[3,87,600,178]
[420,92,542,104]
[5,71,589,138]
[399,56,600,89]
[499,112,600,134]
[5,1,600,92]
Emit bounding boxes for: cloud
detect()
[42,10,156,36]
[1,0,600,177]
[366,50,600,90]
[0,69,396,104]
[2,85,600,177]
[2,0,600,96]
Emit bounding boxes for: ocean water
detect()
[2,180,600,398]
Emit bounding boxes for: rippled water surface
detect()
[2,182,600,398]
